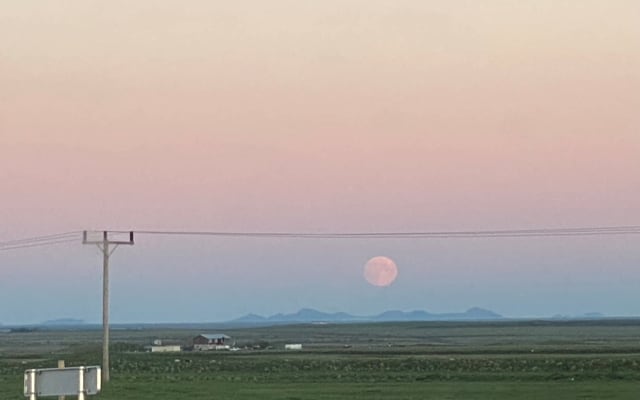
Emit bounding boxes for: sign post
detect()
[24,366,101,399]
[57,361,65,400]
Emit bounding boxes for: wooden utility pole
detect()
[101,233,110,383]
[83,231,134,383]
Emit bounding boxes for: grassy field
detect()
[2,320,640,399]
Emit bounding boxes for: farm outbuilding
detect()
[193,333,231,351]
[145,339,182,353]
[148,345,182,353]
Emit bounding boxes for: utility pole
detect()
[83,231,134,383]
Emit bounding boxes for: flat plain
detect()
[2,320,640,399]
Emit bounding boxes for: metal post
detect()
[28,369,37,400]
[102,233,110,383]
[57,360,65,400]
[77,367,85,400]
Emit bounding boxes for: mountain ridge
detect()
[231,307,502,324]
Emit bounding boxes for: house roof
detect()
[198,334,231,340]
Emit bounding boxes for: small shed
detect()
[145,338,182,353]
[148,345,182,353]
[193,333,231,351]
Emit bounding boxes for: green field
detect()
[2,320,640,399]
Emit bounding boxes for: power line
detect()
[1,225,639,253]
[0,231,80,248]
[130,225,640,239]
[0,238,78,252]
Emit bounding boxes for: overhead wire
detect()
[1,225,639,253]
[131,225,640,239]
[0,231,80,247]
[0,238,79,252]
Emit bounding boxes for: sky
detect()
[1,1,639,324]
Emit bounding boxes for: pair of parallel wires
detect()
[1,225,640,252]
[0,231,80,251]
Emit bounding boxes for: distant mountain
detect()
[376,307,502,321]
[552,312,606,320]
[581,312,605,319]
[269,308,356,322]
[232,313,266,323]
[374,310,434,321]
[441,307,503,320]
[42,318,85,326]
[231,307,503,324]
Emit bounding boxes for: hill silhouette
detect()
[231,307,502,324]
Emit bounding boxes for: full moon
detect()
[364,256,398,287]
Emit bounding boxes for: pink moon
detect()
[364,256,399,287]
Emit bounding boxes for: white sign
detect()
[24,366,101,398]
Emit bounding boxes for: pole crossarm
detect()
[83,231,134,245]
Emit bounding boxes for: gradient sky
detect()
[1,1,639,324]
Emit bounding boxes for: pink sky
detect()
[1,1,639,323]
